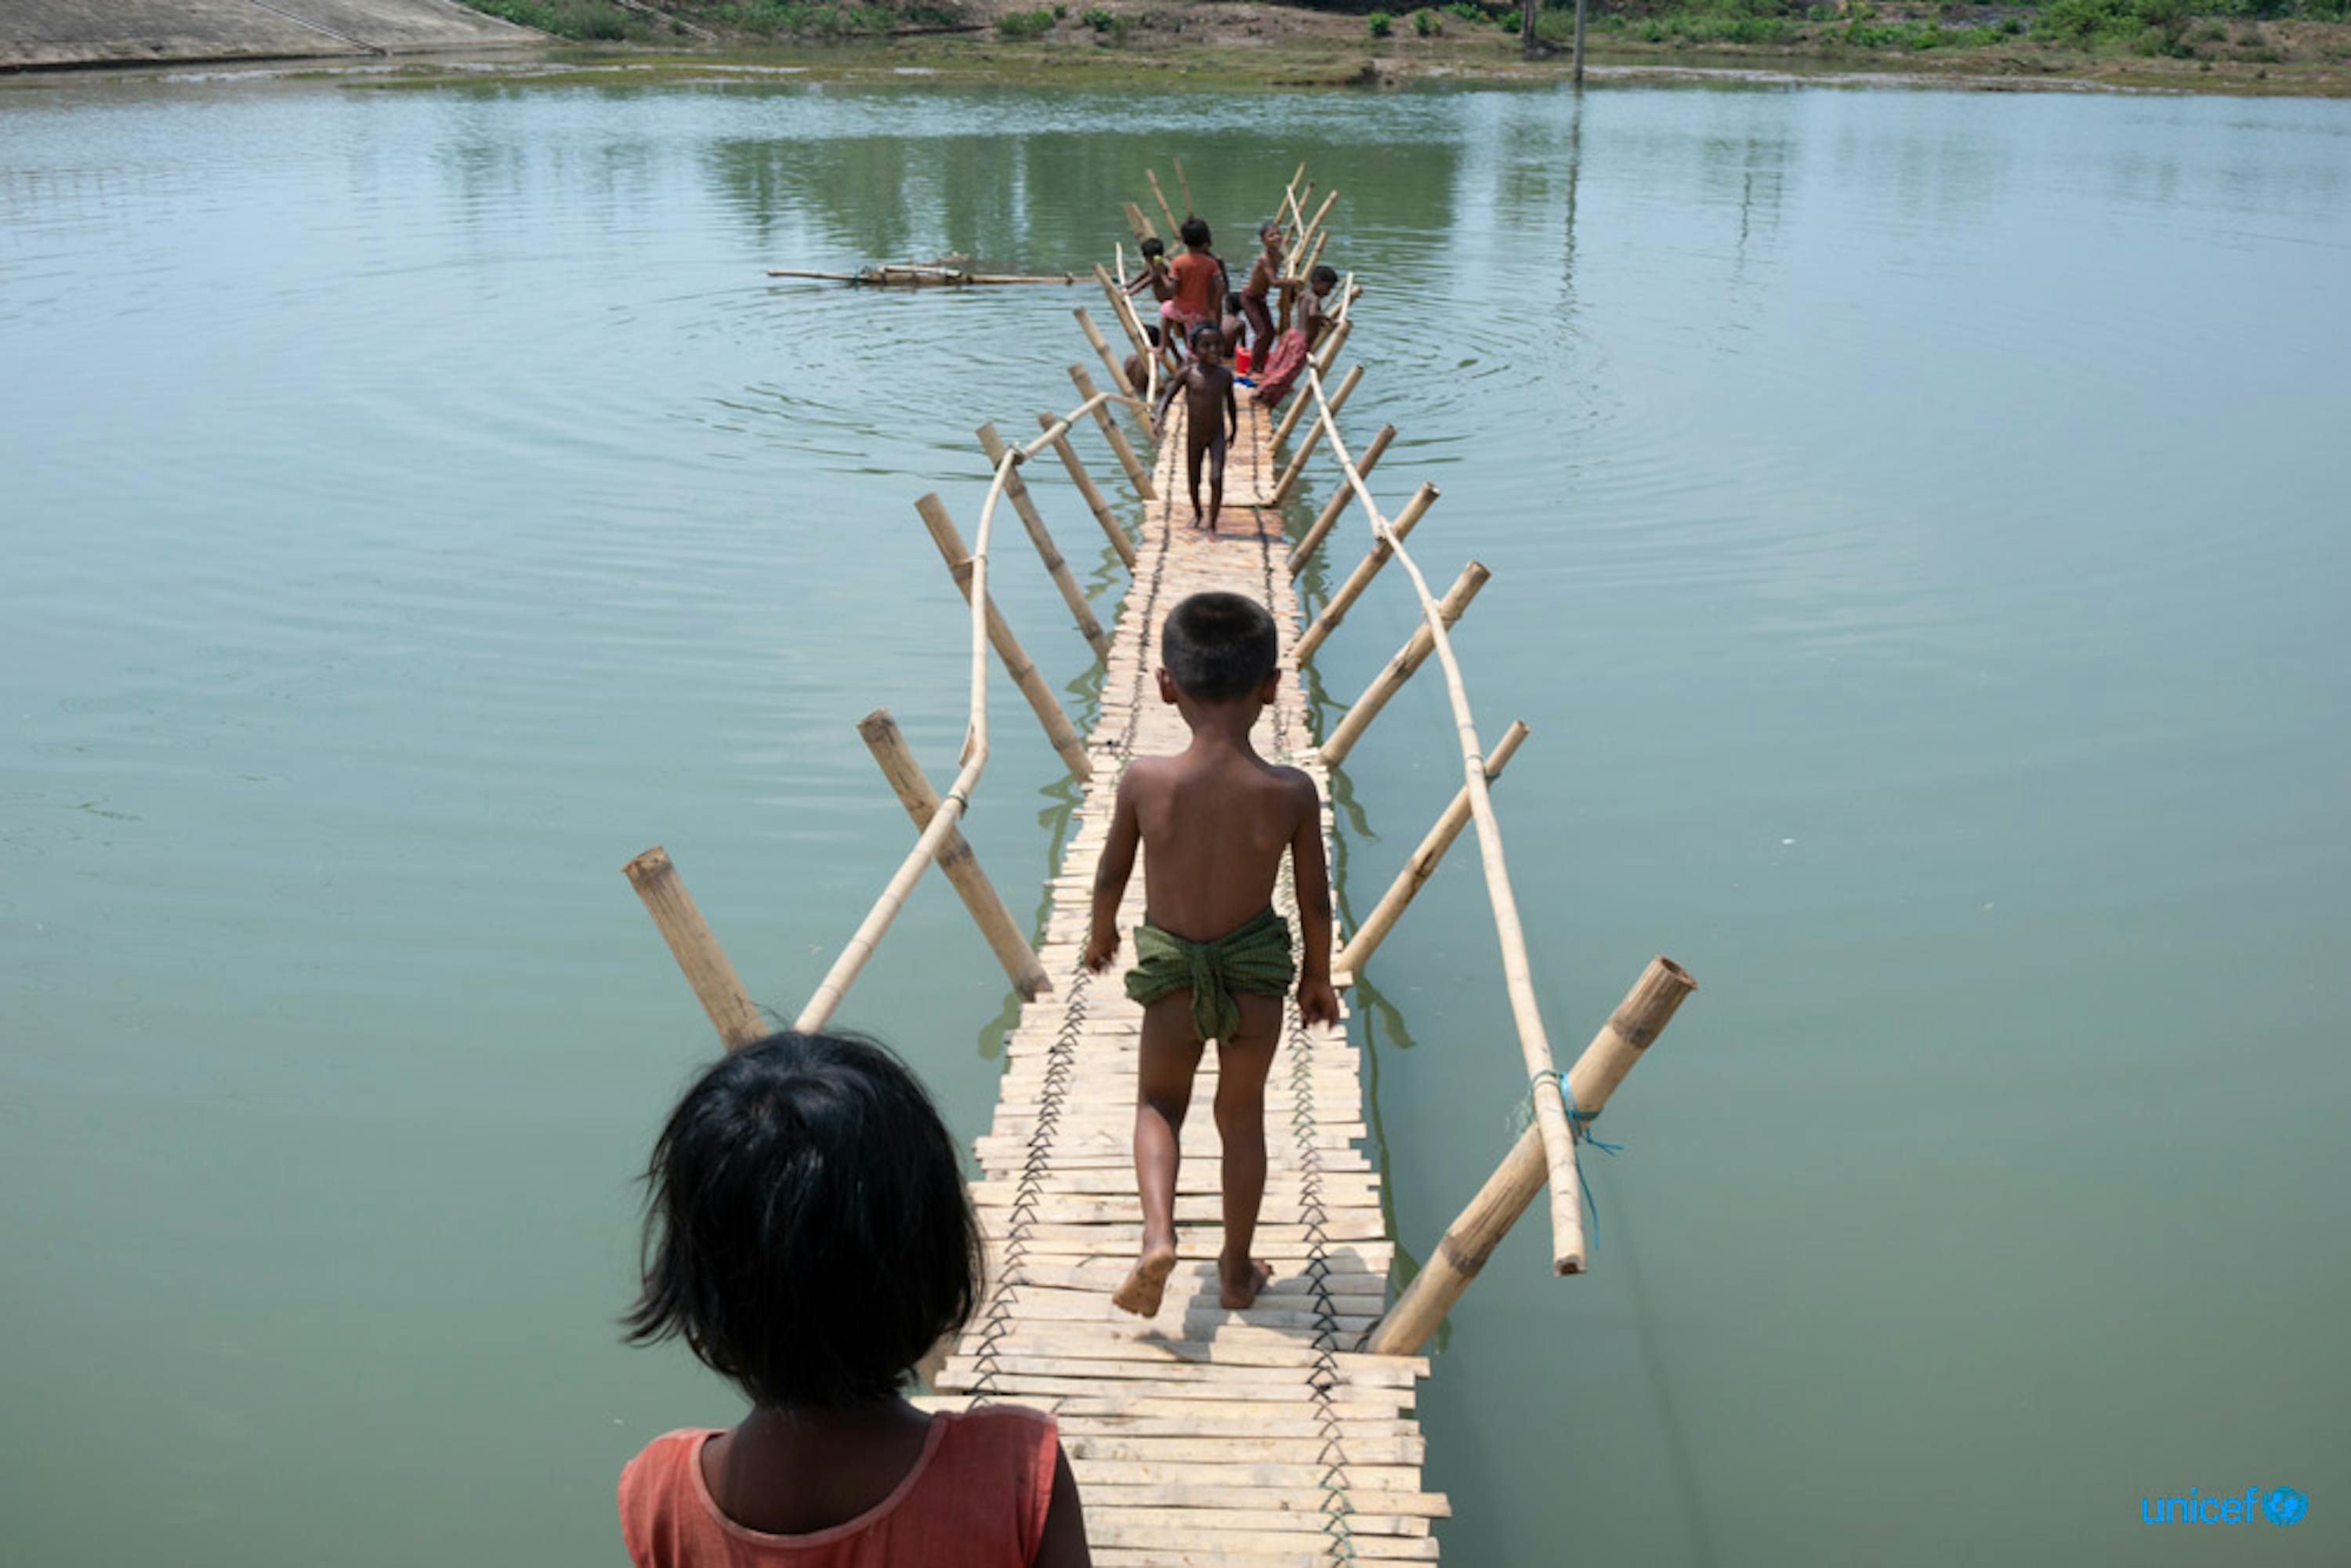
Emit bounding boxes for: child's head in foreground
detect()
[1311,263,1339,294]
[625,1030,980,1410]
[1179,215,1212,249]
[1190,322,1224,362]
[1140,235,1165,262]
[1259,219,1284,248]
[1161,592,1279,711]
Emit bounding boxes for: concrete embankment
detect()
[2,0,541,70]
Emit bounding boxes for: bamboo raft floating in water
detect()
[766,261,1084,287]
[629,163,1696,1563]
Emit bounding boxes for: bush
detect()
[2032,0,2138,42]
[1369,9,1393,32]
[996,5,1054,36]
[1415,6,1440,31]
[1083,4,1113,24]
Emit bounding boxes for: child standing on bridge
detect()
[1154,323,1238,531]
[1084,593,1339,1316]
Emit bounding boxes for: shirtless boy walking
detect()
[1085,592,1340,1315]
[1154,324,1239,531]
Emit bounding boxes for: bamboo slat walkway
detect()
[915,388,1447,1564]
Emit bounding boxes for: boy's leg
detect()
[1211,990,1282,1309]
[1116,993,1204,1316]
[1205,433,1227,532]
[1185,433,1206,525]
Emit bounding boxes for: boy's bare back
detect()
[1121,748,1317,945]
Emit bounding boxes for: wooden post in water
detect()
[1092,264,1156,370]
[977,423,1111,662]
[1173,156,1195,217]
[1122,201,1157,247]
[913,493,1094,783]
[1574,0,1588,82]
[1067,364,1156,499]
[1292,482,1440,664]
[1071,313,1153,449]
[1336,720,1529,979]
[857,709,1049,1000]
[1146,169,1181,240]
[1319,562,1491,767]
[1364,958,1697,1355]
[1288,424,1395,577]
[622,847,770,1051]
[1267,364,1363,506]
[1037,411,1137,570]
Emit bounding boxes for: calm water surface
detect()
[4,69,2348,1567]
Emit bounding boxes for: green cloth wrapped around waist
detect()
[1125,907,1295,1042]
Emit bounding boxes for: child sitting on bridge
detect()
[1084,593,1339,1316]
[618,1030,1090,1566]
[1153,323,1238,531]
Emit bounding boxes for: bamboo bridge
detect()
[624,164,1695,1564]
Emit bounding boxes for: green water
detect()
[5,67,2348,1566]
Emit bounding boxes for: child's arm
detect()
[1287,773,1339,1027]
[1083,772,1142,972]
[1033,1439,1092,1567]
[1225,375,1239,446]
[1154,368,1183,429]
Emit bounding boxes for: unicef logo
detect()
[2140,1484,2308,1526]
[2263,1487,2308,1527]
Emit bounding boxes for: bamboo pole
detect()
[1318,561,1490,767]
[1291,482,1438,664]
[797,460,1016,1032]
[1574,0,1588,83]
[1270,318,1353,451]
[1266,364,1363,506]
[1335,721,1528,980]
[1173,156,1194,216]
[1037,411,1137,570]
[1296,228,1331,295]
[913,492,1093,784]
[1146,169,1180,240]
[621,847,770,1051]
[1288,423,1394,578]
[977,422,1110,663]
[1295,188,1340,259]
[1073,311,1154,449]
[1364,958,1697,1354]
[857,708,1049,1000]
[1068,364,1156,500]
[1123,201,1157,246]
[1300,364,1585,1274]
[1284,181,1315,247]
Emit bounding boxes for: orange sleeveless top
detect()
[618,1409,1057,1567]
[1169,252,1222,322]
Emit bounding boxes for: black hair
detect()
[1179,215,1211,248]
[1140,235,1165,259]
[1162,592,1278,702]
[624,1030,980,1410]
[1190,322,1222,352]
[1312,263,1339,287]
[1261,219,1282,241]
[1145,324,1162,348]
[1226,292,1244,313]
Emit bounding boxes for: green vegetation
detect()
[1368,8,1394,32]
[463,0,662,40]
[1414,7,1442,31]
[998,5,1056,34]
[1547,0,2349,56]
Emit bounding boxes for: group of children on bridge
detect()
[615,219,1341,1568]
[1121,215,1342,534]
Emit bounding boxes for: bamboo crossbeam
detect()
[912,492,1094,784]
[1291,482,1438,664]
[1335,721,1529,980]
[1146,169,1180,240]
[1021,390,1114,463]
[979,422,1111,662]
[1364,958,1697,1353]
[857,708,1049,1001]
[1092,262,1160,378]
[1300,364,1586,1273]
[1318,562,1489,767]
[1267,364,1363,506]
[798,454,1016,1033]
[1288,423,1394,578]
[1284,180,1315,248]
[621,847,770,1050]
[1295,188,1340,260]
[1073,311,1154,448]
[1037,411,1139,570]
[1068,364,1157,500]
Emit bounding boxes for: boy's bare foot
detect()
[1219,1255,1273,1309]
[1113,1244,1178,1316]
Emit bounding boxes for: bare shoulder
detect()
[1121,755,1174,800]
[1269,762,1320,818]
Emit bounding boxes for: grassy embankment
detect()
[452,0,2351,92]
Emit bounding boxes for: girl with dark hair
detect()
[618,1030,1089,1567]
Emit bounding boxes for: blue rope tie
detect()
[1527,1070,1622,1234]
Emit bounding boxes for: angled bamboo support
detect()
[1123,200,1157,247]
[1302,364,1585,1273]
[857,708,1049,1001]
[1292,481,1438,664]
[977,423,1111,663]
[1068,364,1156,500]
[1172,156,1194,216]
[913,492,1093,784]
[1267,364,1363,506]
[1313,313,1353,375]
[1288,423,1394,578]
[1336,720,1529,980]
[1364,958,1697,1354]
[1072,312,1153,447]
[1146,168,1180,239]
[1319,561,1490,767]
[622,847,770,1051]
[1092,262,1158,375]
[1037,410,1138,570]
[1295,187,1340,260]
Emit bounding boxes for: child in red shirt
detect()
[618,1030,1090,1566]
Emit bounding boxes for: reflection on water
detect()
[5,73,2350,1568]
